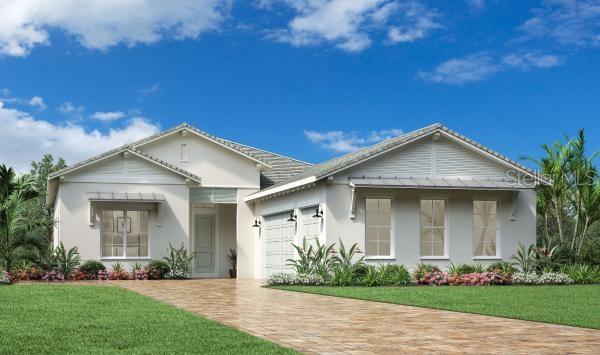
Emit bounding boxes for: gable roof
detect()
[48,145,202,183]
[245,123,550,202]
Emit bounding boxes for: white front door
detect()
[194,214,216,274]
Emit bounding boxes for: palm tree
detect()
[0,164,38,272]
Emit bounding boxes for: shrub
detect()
[459,272,511,286]
[418,271,450,286]
[133,269,149,280]
[391,265,412,286]
[512,272,573,285]
[560,264,600,284]
[55,242,81,276]
[79,260,105,277]
[11,261,43,281]
[131,262,144,272]
[164,243,197,279]
[487,261,517,275]
[362,265,379,287]
[108,262,131,280]
[511,243,537,273]
[42,270,65,282]
[1,271,13,285]
[412,263,440,281]
[265,272,324,286]
[97,270,109,280]
[145,260,170,279]
[69,270,87,281]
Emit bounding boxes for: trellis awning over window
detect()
[87,192,166,202]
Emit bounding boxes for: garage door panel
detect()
[263,212,295,278]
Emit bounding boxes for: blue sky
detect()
[0,0,598,172]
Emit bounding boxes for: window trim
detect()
[419,197,449,259]
[180,143,188,162]
[364,196,395,259]
[100,209,151,260]
[472,198,501,259]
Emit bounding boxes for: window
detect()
[420,199,446,257]
[101,210,149,258]
[473,200,498,257]
[180,144,188,161]
[365,198,392,257]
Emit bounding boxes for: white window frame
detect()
[472,198,501,260]
[364,196,395,259]
[419,197,449,260]
[180,143,188,162]
[100,209,151,260]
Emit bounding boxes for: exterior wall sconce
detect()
[252,218,261,228]
[287,212,297,222]
[312,205,324,218]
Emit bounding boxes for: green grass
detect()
[0,284,295,354]
[273,285,600,329]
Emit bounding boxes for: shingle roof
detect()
[246,123,549,200]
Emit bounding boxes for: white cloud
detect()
[136,83,161,99]
[28,96,46,110]
[58,101,85,119]
[0,100,160,172]
[420,51,562,85]
[91,111,126,122]
[305,128,403,153]
[465,0,485,10]
[419,53,500,85]
[519,0,600,47]
[0,0,228,57]
[267,0,440,52]
[502,52,562,69]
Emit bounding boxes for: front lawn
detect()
[273,285,600,329]
[0,284,295,354]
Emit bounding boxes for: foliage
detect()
[412,263,440,281]
[11,260,42,281]
[69,270,87,281]
[133,269,149,280]
[529,129,600,260]
[108,263,132,280]
[226,248,237,269]
[79,260,106,277]
[329,240,365,286]
[560,264,600,284]
[287,238,336,279]
[512,272,573,285]
[511,243,537,273]
[163,243,197,279]
[42,270,65,282]
[486,261,517,275]
[145,259,171,280]
[1,271,12,285]
[416,270,511,286]
[472,262,486,273]
[265,272,325,286]
[54,242,81,276]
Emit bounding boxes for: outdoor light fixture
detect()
[287,212,297,222]
[312,205,324,218]
[252,218,261,228]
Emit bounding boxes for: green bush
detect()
[560,264,600,284]
[163,243,197,279]
[145,260,171,279]
[54,242,81,277]
[487,261,517,275]
[79,260,105,276]
[412,263,440,281]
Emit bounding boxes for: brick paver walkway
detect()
[116,279,600,354]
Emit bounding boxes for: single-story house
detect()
[47,123,548,278]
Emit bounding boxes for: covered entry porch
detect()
[190,188,238,278]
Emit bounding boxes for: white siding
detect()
[63,154,185,184]
[338,136,512,181]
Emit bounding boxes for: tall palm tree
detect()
[0,164,38,272]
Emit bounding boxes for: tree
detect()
[0,165,38,272]
[29,154,66,196]
[530,129,600,259]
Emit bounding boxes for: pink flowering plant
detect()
[417,270,511,286]
[42,270,65,282]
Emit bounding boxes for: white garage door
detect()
[263,212,296,278]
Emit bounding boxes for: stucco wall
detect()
[236,188,260,278]
[56,181,190,270]
[138,133,261,188]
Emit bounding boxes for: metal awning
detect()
[87,192,166,202]
[349,177,534,190]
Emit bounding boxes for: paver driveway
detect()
[117,279,600,354]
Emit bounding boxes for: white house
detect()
[46,123,548,279]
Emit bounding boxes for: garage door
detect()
[263,212,296,278]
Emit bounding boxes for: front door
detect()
[194,214,216,274]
